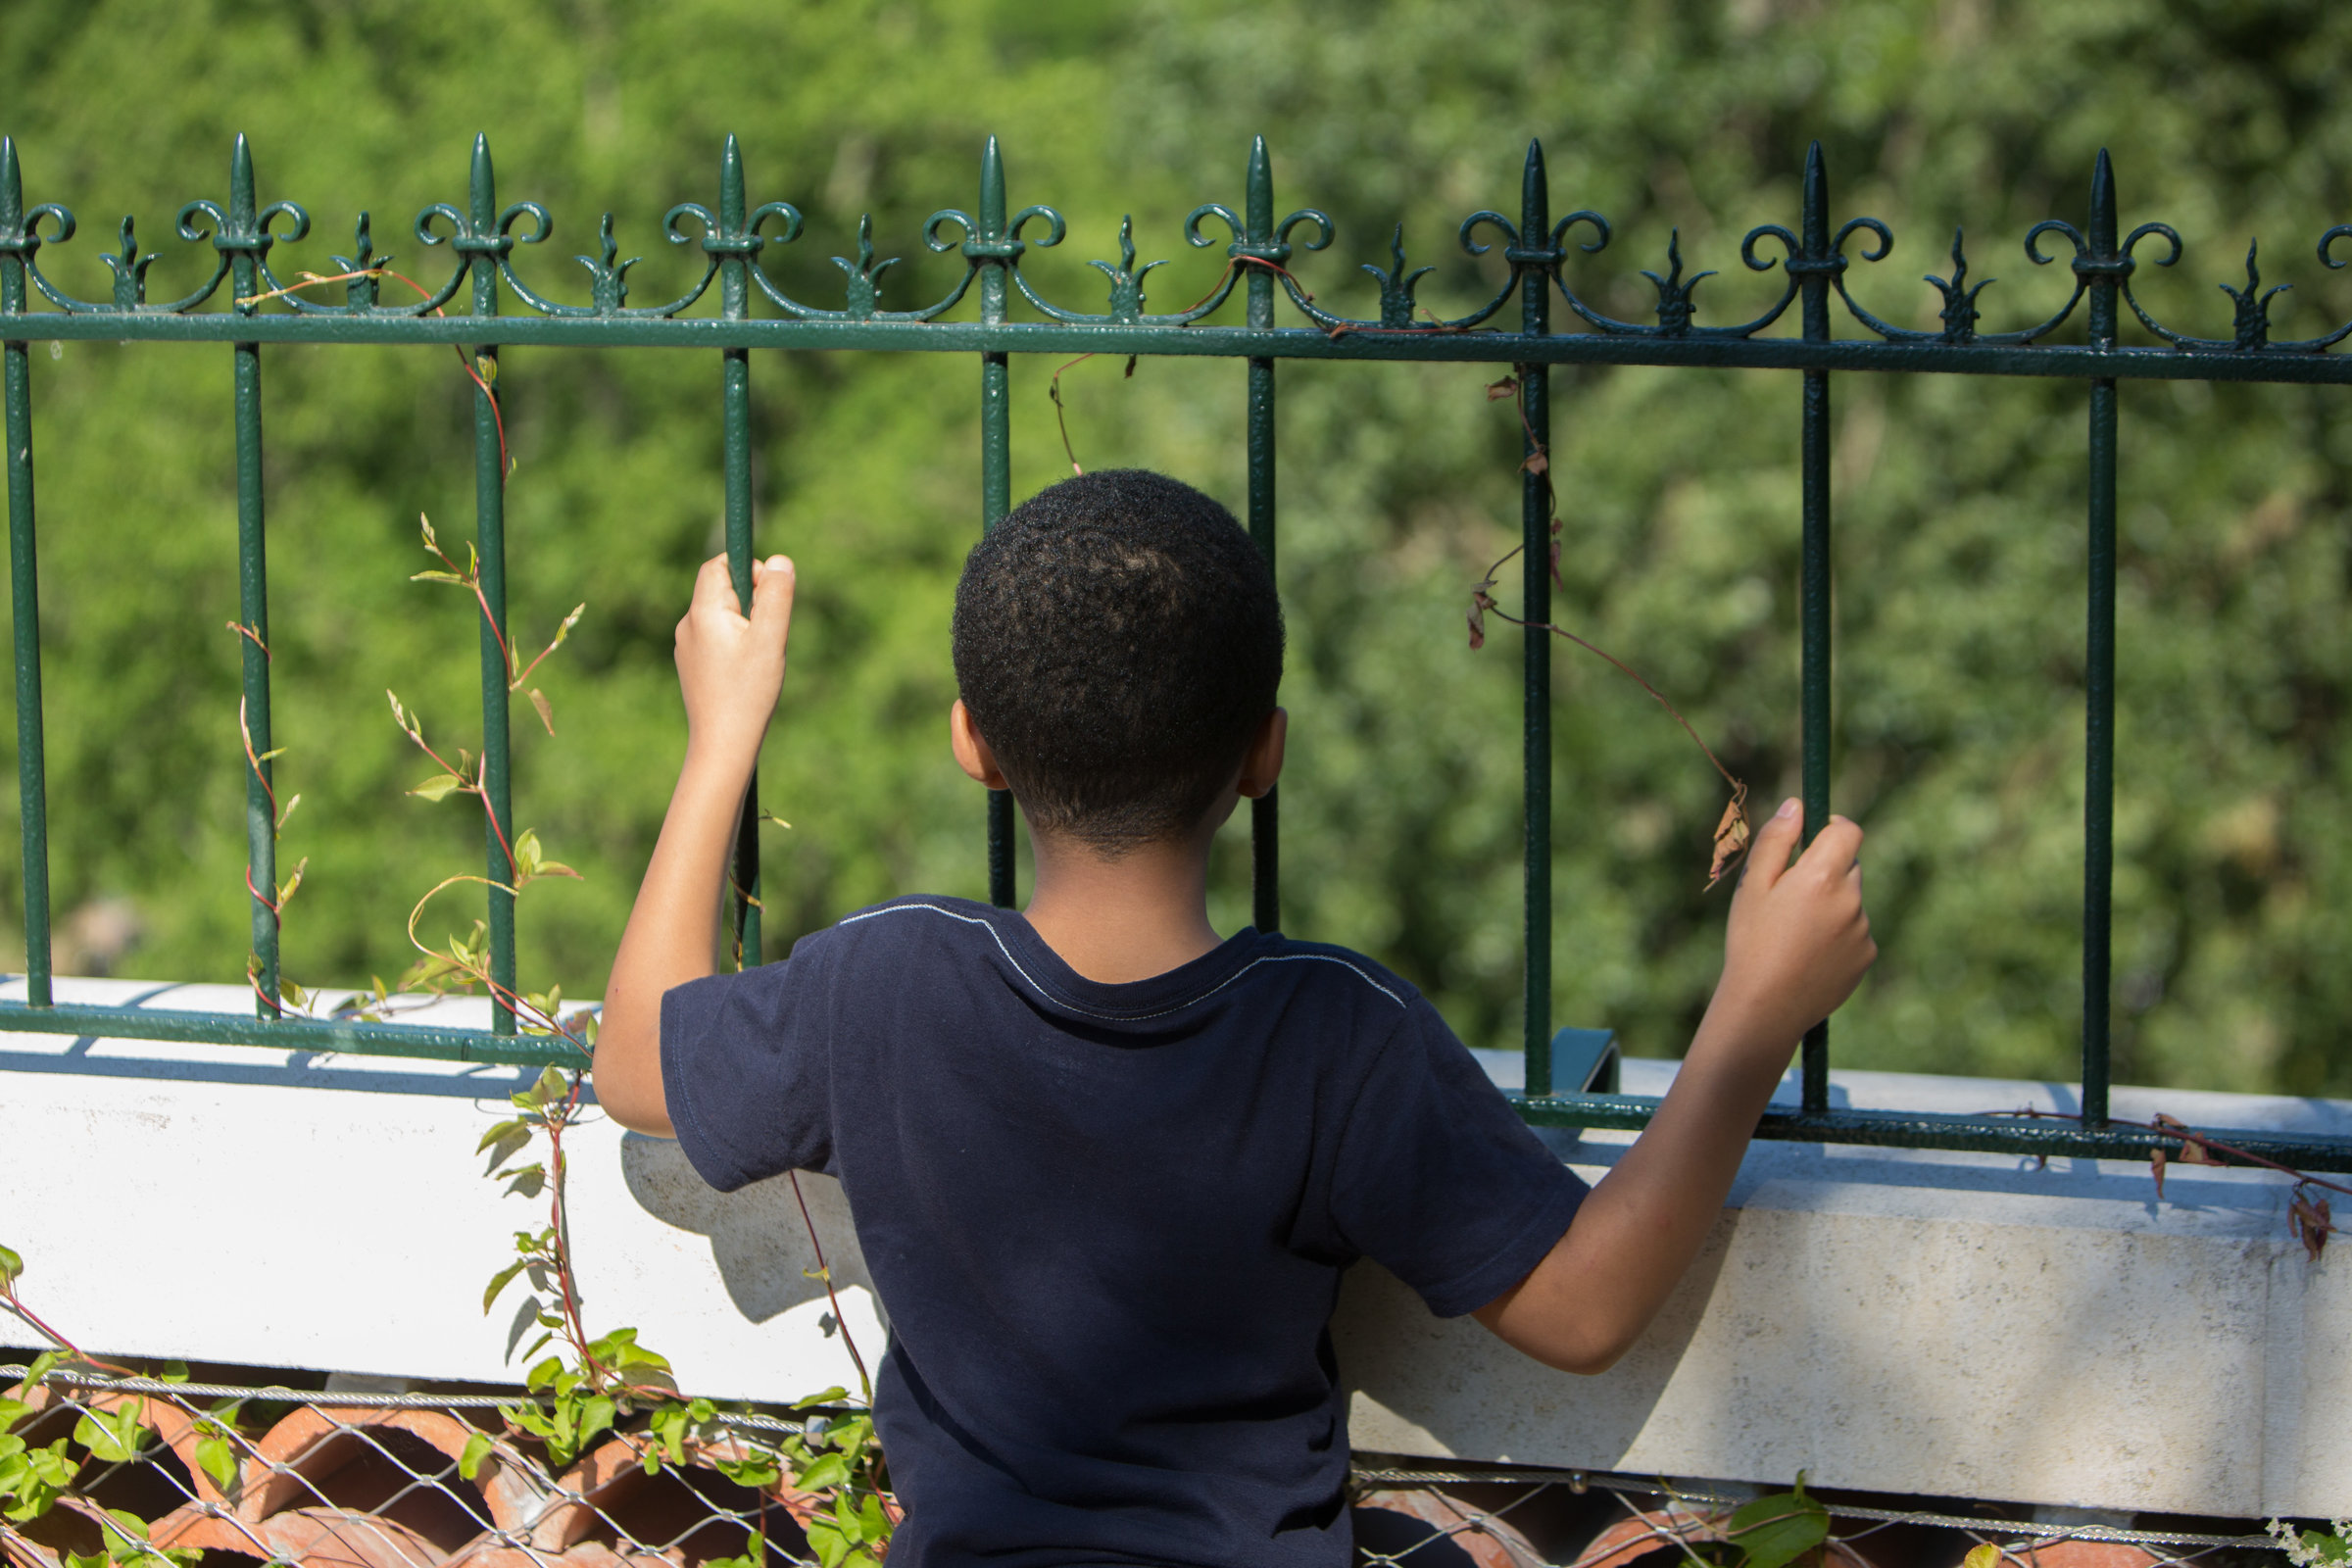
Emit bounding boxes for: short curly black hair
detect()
[952,469,1284,855]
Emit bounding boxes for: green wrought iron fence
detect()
[1,130,2347,1172]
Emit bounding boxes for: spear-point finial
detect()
[1522,138,1548,232]
[720,133,745,230]
[469,133,496,228]
[1,137,21,228]
[980,135,1005,233]
[1247,134,1271,238]
[2089,148,2117,253]
[1802,140,1828,251]
[230,132,256,225]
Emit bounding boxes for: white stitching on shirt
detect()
[836,901,1407,1017]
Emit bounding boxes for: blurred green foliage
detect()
[1,0,2348,1095]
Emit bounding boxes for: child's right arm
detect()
[1472,798,1876,1374]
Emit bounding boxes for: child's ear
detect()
[950,700,1010,789]
[1236,708,1287,800]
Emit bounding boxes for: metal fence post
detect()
[1519,140,1554,1097]
[2080,150,2122,1129]
[226,135,279,1018]
[718,134,762,967]
[467,133,517,1034]
[1796,142,1836,1115]
[977,136,1016,909]
[0,138,48,1007]
[1246,136,1282,935]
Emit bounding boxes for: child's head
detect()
[952,469,1285,857]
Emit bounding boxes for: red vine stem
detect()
[789,1171,873,1404]
[1479,585,1742,796]
[1988,1105,2352,1198]
[0,1285,138,1378]
[238,268,509,476]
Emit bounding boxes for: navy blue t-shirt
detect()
[660,896,1586,1568]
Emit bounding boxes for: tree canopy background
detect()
[1,0,2347,1095]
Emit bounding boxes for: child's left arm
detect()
[1473,799,1876,1373]
[593,553,796,1137]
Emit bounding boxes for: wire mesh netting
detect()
[0,1368,2307,1568]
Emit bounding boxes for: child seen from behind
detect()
[593,468,1877,1568]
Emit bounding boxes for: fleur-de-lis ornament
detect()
[1362,224,1434,328]
[1091,217,1165,323]
[831,215,900,318]
[1642,229,1715,335]
[331,212,384,310]
[100,216,158,309]
[1925,228,1995,345]
[2219,239,2288,351]
[575,213,640,315]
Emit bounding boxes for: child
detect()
[593,469,1876,1568]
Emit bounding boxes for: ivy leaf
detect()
[408,773,465,803]
[1963,1545,2001,1568]
[458,1431,494,1482]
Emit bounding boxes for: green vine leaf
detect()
[74,1402,151,1463]
[483,1258,530,1315]
[194,1431,239,1494]
[1726,1476,1829,1568]
[458,1431,494,1482]
[0,1242,21,1288]
[408,773,465,803]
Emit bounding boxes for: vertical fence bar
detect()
[468,134,517,1034]
[0,139,49,1005]
[227,136,279,1019]
[977,137,1016,908]
[1245,135,1280,934]
[1796,142,1835,1114]
[717,135,761,967]
[2080,150,2121,1128]
[1518,140,1554,1097]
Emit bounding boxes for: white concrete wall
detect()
[2,977,2344,1516]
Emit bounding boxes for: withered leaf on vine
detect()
[1704,784,1752,892]
[2291,1190,2333,1261]
[1486,375,1519,402]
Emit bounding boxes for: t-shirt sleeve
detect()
[659,953,834,1193]
[1328,998,1589,1318]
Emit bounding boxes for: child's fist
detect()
[674,554,795,764]
[1717,798,1877,1048]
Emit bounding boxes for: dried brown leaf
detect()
[2291,1191,2332,1261]
[1521,449,1549,476]
[1704,783,1751,891]
[527,687,556,737]
[2149,1146,2167,1200]
[1486,375,1519,402]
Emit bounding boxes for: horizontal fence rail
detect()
[2,130,2348,1171]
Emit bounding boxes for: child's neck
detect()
[1021,828,1225,985]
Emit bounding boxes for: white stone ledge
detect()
[2,978,2344,1517]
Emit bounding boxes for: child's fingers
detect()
[1797,815,1865,880]
[690,553,738,612]
[1737,798,1805,896]
[752,555,796,640]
